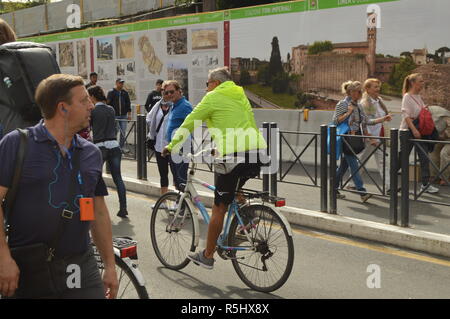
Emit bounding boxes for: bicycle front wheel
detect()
[228,204,294,293]
[150,191,195,270]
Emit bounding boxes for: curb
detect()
[104,174,450,259]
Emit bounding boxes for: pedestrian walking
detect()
[146,97,176,201]
[88,85,128,218]
[85,72,98,89]
[144,79,164,113]
[400,73,439,193]
[0,74,118,299]
[333,80,391,202]
[163,80,192,192]
[106,78,131,152]
[428,106,450,186]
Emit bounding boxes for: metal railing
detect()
[123,117,449,229]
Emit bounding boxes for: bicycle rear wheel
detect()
[113,256,149,299]
[228,204,294,293]
[150,191,195,270]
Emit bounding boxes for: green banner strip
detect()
[20,0,399,42]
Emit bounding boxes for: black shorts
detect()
[214,162,262,206]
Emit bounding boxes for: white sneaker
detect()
[420,184,439,194]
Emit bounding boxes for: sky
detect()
[230,0,450,61]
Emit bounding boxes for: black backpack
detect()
[0,42,60,138]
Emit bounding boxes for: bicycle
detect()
[93,236,149,299]
[150,149,294,293]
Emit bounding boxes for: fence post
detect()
[270,122,278,197]
[262,122,270,193]
[329,125,337,214]
[399,129,410,227]
[320,125,328,213]
[136,115,147,181]
[389,128,399,225]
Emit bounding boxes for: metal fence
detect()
[117,116,450,228]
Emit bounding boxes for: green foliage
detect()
[387,57,417,95]
[307,41,333,55]
[295,91,314,108]
[240,70,251,86]
[271,72,289,94]
[0,1,48,14]
[257,64,270,86]
[380,82,402,98]
[268,36,283,84]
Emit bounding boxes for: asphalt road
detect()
[105,188,450,299]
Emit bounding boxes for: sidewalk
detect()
[103,158,450,258]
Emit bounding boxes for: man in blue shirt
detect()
[0,74,118,299]
[163,80,192,191]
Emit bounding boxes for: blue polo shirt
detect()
[166,96,193,142]
[0,122,108,257]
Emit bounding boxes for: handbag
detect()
[147,109,167,151]
[410,95,435,136]
[4,130,81,298]
[342,129,365,155]
[342,106,365,155]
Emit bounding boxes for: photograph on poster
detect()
[192,28,218,50]
[97,63,114,81]
[116,34,135,59]
[138,35,163,75]
[124,81,137,101]
[76,40,87,79]
[59,42,74,67]
[97,37,113,61]
[192,56,203,67]
[167,61,189,100]
[167,29,188,55]
[117,61,136,76]
[205,55,219,67]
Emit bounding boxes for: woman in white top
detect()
[146,98,175,197]
[359,78,392,192]
[400,73,439,193]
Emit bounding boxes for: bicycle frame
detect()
[169,161,256,252]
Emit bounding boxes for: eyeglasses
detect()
[163,90,175,96]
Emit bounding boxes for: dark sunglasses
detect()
[163,90,175,95]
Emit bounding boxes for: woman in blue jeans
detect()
[88,85,128,218]
[333,81,391,202]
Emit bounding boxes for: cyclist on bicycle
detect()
[162,67,267,269]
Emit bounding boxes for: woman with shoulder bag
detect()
[146,97,176,206]
[332,81,391,202]
[400,73,439,193]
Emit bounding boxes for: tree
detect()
[388,56,417,93]
[272,71,289,94]
[400,51,412,59]
[257,64,270,86]
[268,36,283,84]
[0,0,49,14]
[240,70,251,86]
[436,47,450,64]
[307,41,333,55]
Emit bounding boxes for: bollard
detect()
[262,122,270,193]
[329,125,337,214]
[399,129,410,227]
[389,129,399,225]
[320,125,328,213]
[270,122,278,197]
[136,115,147,180]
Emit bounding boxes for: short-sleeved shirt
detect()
[400,93,424,130]
[0,122,108,257]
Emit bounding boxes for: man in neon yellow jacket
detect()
[163,66,267,269]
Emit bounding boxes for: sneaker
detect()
[420,184,439,194]
[336,191,346,199]
[345,185,357,191]
[117,210,129,218]
[187,250,214,270]
[361,194,372,203]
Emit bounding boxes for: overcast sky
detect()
[231,0,450,61]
